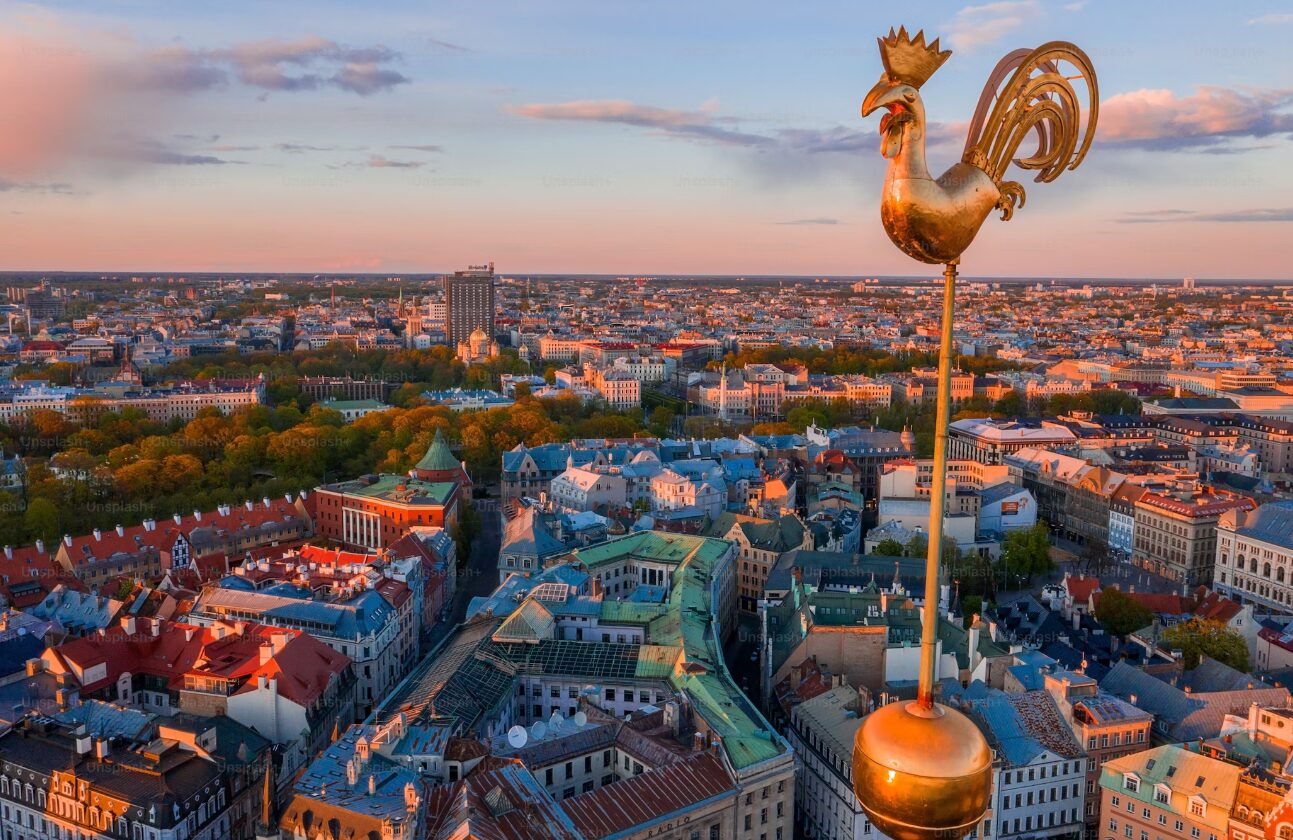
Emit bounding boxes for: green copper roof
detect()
[572,530,790,772]
[328,474,457,505]
[417,428,462,472]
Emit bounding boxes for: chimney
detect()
[368,776,376,796]
[1249,702,1259,737]
[2,546,10,560]
[150,620,160,637]
[115,524,124,537]
[259,642,274,666]
[35,539,44,554]
[246,500,254,512]
[174,513,183,525]
[122,616,136,635]
[75,733,92,755]
[94,738,110,760]
[263,497,271,509]
[193,510,202,521]
[93,529,102,542]
[693,731,706,751]
[64,534,72,547]
[143,519,155,532]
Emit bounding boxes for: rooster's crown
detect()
[877,26,951,89]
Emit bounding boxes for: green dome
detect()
[416,428,461,472]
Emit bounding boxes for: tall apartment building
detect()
[1132,483,1255,586]
[1041,669,1152,834]
[948,418,1079,464]
[0,718,232,840]
[1215,500,1293,611]
[444,264,496,348]
[1099,745,1239,840]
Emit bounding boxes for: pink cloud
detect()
[1100,86,1293,150]
[506,99,772,146]
[0,22,409,180]
[0,31,103,178]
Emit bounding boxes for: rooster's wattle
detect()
[861,27,1098,265]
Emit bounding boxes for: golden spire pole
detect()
[916,261,956,709]
[851,25,1098,840]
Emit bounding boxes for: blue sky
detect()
[2,0,1291,277]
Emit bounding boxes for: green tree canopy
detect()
[1094,588,1153,638]
[1161,618,1250,672]
[873,538,905,557]
[998,524,1053,585]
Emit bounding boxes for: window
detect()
[1123,776,1139,793]
[1154,789,1169,805]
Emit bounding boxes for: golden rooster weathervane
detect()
[851,26,1099,840]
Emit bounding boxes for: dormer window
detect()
[1189,797,1205,818]
[1154,785,1170,805]
[1123,774,1140,793]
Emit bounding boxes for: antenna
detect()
[507,725,528,749]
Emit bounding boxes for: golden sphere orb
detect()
[852,699,993,840]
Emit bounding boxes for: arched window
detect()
[1276,824,1290,840]
[1265,563,1273,578]
[1279,568,1286,584]
[1251,557,1259,573]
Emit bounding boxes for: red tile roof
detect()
[45,617,349,706]
[1064,575,1101,604]
[562,752,734,839]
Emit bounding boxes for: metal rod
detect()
[917,261,958,709]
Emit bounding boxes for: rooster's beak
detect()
[861,78,898,117]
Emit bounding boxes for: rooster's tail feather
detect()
[961,42,1098,192]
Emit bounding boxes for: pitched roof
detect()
[561,752,734,839]
[1100,661,1291,742]
[417,429,463,472]
[46,618,350,706]
[1234,500,1293,548]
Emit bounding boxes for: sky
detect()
[1,0,1291,279]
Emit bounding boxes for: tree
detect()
[450,504,483,569]
[23,498,59,544]
[647,406,675,438]
[1094,588,1153,638]
[873,538,905,557]
[999,524,1053,586]
[1162,618,1250,672]
[750,421,796,436]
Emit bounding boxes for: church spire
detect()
[256,754,277,840]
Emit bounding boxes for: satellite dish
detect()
[531,721,547,740]
[507,725,528,749]
[549,711,564,731]
[573,711,588,727]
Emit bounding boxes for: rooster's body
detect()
[862,30,1098,265]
